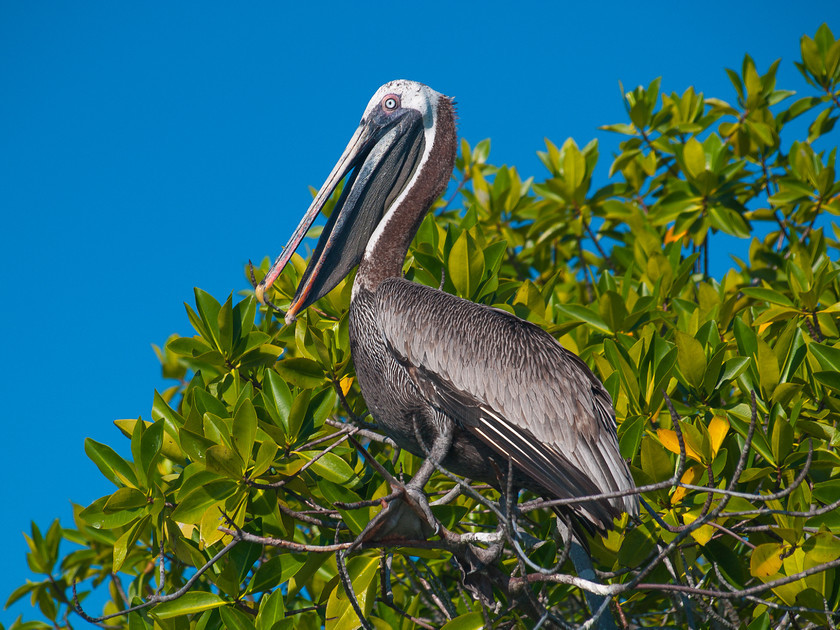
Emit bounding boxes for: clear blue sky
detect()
[1,2,836,623]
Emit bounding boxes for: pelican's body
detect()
[257,80,637,532]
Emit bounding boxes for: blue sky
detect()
[1,2,836,623]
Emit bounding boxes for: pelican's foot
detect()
[345,482,440,553]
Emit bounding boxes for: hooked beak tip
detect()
[254,284,266,305]
[284,301,301,325]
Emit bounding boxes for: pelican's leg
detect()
[408,413,454,487]
[401,414,455,530]
[345,415,453,551]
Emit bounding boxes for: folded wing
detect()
[375,278,638,528]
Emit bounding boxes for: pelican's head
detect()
[255,80,452,322]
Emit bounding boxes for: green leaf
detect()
[233,398,258,462]
[753,305,801,328]
[192,387,230,418]
[770,416,794,464]
[618,525,657,567]
[803,531,840,564]
[104,487,148,512]
[152,389,186,432]
[813,479,840,505]
[756,339,780,395]
[618,415,645,461]
[814,370,840,392]
[152,591,227,619]
[4,581,38,608]
[325,554,379,630]
[318,481,374,535]
[641,435,673,483]
[219,605,257,630]
[682,137,706,179]
[167,335,215,357]
[727,410,777,466]
[140,420,164,481]
[193,288,223,350]
[217,294,235,355]
[555,304,612,334]
[203,412,233,448]
[113,514,149,573]
[440,611,486,630]
[447,229,484,299]
[674,331,707,389]
[274,358,325,389]
[130,415,147,485]
[180,428,216,465]
[251,440,279,478]
[809,342,840,371]
[599,290,628,332]
[718,356,751,386]
[80,495,143,529]
[256,589,285,630]
[298,451,356,485]
[603,339,641,409]
[84,439,138,488]
[263,370,293,423]
[170,479,238,524]
[237,331,272,358]
[482,240,508,277]
[206,444,245,479]
[563,139,586,191]
[733,317,758,357]
[284,389,311,442]
[247,554,306,594]
[741,287,795,307]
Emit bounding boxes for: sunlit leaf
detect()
[151,592,226,619]
[658,428,702,463]
[751,543,785,578]
[708,414,729,456]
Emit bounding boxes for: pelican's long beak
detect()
[255,108,425,325]
[254,123,375,313]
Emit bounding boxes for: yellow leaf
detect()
[708,414,730,457]
[664,225,688,245]
[671,465,703,504]
[691,524,714,546]
[178,522,195,538]
[339,376,354,396]
[657,428,703,462]
[773,547,807,605]
[326,554,380,630]
[751,543,784,578]
[200,505,225,548]
[681,510,715,545]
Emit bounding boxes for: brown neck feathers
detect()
[357,97,457,292]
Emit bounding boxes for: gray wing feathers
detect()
[376,278,638,518]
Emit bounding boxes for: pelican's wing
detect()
[375,278,638,526]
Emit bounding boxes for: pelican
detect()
[255,80,637,534]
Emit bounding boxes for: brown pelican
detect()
[255,80,637,534]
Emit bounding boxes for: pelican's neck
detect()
[354,97,457,295]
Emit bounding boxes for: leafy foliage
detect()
[7,24,840,630]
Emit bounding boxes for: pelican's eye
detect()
[382,95,400,111]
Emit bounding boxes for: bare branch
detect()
[245,428,356,489]
[636,555,840,600]
[73,537,240,623]
[336,525,374,630]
